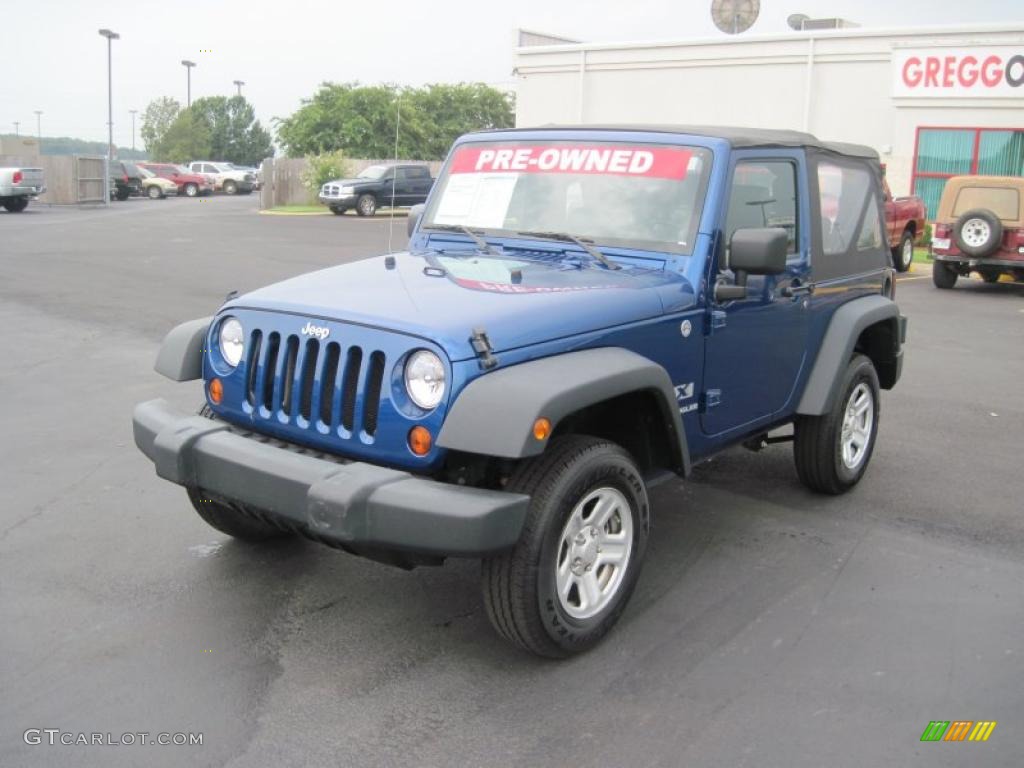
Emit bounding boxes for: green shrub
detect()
[917,221,932,246]
[302,151,349,203]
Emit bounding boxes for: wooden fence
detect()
[0,154,107,204]
[259,157,444,209]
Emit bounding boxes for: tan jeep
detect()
[930,176,1024,288]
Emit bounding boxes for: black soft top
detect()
[499,124,878,160]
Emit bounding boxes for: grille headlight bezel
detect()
[404,350,446,410]
[218,316,245,368]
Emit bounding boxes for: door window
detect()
[724,160,799,256]
[814,160,886,279]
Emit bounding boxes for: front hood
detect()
[226,250,695,360]
[324,177,374,187]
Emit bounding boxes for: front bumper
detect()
[132,399,529,557]
[319,194,356,207]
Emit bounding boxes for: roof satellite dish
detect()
[711,0,760,35]
[787,13,810,31]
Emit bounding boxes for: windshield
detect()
[138,167,154,178]
[421,141,711,254]
[357,165,389,179]
[176,165,191,174]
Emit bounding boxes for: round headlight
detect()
[219,317,245,368]
[404,350,446,410]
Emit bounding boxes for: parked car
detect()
[139,163,214,197]
[319,163,434,216]
[138,167,178,199]
[0,166,45,212]
[110,161,143,201]
[134,126,905,657]
[931,175,1024,288]
[188,161,255,195]
[229,164,261,190]
[881,169,926,272]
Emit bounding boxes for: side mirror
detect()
[715,227,789,301]
[407,204,425,238]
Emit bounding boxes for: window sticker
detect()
[449,145,693,180]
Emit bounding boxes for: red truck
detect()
[882,170,926,272]
[138,163,214,198]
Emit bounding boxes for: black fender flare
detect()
[154,317,212,381]
[437,347,690,474]
[797,295,902,415]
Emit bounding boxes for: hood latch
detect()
[470,327,498,370]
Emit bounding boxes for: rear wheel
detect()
[183,183,198,197]
[892,229,914,272]
[147,185,163,199]
[356,194,377,217]
[794,354,880,495]
[932,260,958,289]
[481,435,649,657]
[223,180,238,195]
[2,197,29,212]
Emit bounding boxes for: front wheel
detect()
[223,180,238,195]
[794,354,880,495]
[147,185,163,199]
[892,229,914,272]
[482,435,649,657]
[932,260,958,289]
[356,193,377,217]
[2,197,29,212]
[183,183,198,197]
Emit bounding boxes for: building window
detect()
[912,127,1024,218]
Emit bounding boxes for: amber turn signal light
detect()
[209,377,223,405]
[533,417,551,441]
[408,426,432,456]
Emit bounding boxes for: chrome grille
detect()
[245,330,386,437]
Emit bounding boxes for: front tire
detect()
[223,180,238,195]
[482,435,649,658]
[147,185,163,199]
[356,193,377,217]
[892,229,914,272]
[794,354,880,495]
[3,197,29,212]
[183,183,198,197]
[932,260,958,289]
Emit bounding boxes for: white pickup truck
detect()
[0,166,45,212]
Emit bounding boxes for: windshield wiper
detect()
[513,231,620,270]
[422,224,498,255]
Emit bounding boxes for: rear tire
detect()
[183,183,198,197]
[481,435,649,657]
[3,197,29,212]
[356,194,377,217]
[892,229,914,272]
[932,260,958,289]
[794,354,880,495]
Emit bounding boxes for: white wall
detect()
[514,24,1024,198]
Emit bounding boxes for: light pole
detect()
[181,60,196,108]
[99,28,119,205]
[34,111,42,148]
[233,80,245,97]
[13,121,19,136]
[129,109,137,151]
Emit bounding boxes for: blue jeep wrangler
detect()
[134,126,906,657]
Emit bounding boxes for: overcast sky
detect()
[3,0,1018,147]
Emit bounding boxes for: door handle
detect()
[780,278,814,298]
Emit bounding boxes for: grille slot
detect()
[261,332,280,411]
[299,339,319,420]
[280,336,299,414]
[245,330,263,407]
[319,342,340,425]
[340,347,363,432]
[363,351,386,435]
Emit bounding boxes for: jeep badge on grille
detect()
[300,322,330,340]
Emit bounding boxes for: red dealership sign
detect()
[892,47,1024,98]
[449,145,693,180]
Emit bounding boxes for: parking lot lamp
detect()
[233,80,245,97]
[129,109,137,151]
[34,111,42,147]
[99,28,119,204]
[13,121,19,136]
[181,60,196,108]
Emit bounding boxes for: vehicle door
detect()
[700,151,811,437]
[386,168,409,206]
[406,166,433,203]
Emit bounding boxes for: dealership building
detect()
[513,23,1024,217]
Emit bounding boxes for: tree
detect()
[188,96,274,166]
[274,82,514,159]
[156,110,212,163]
[140,97,181,154]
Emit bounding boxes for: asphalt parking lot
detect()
[2,195,1023,767]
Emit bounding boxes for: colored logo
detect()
[920,721,997,742]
